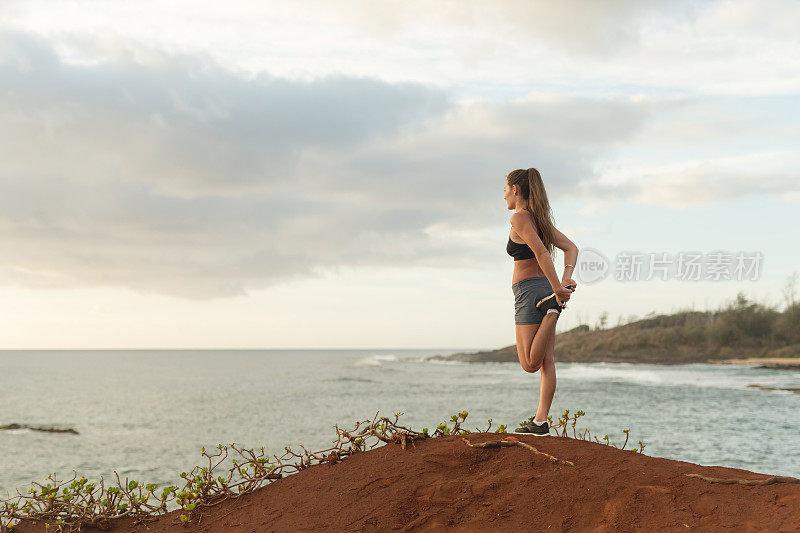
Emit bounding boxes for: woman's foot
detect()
[514,416,550,436]
[536,292,567,314]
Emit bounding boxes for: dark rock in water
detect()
[756,363,800,370]
[747,384,800,394]
[427,346,517,364]
[0,423,79,434]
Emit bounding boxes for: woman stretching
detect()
[503,168,578,435]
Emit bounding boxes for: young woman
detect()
[503,168,578,435]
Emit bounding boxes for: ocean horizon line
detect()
[0,347,474,352]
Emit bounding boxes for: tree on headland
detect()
[783,271,798,309]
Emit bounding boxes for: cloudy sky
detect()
[1,0,798,349]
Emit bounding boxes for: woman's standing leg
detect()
[534,321,557,422]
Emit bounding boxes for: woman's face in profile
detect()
[504,181,515,208]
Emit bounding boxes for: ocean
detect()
[2,349,799,501]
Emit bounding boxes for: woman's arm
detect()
[510,212,563,292]
[552,226,579,285]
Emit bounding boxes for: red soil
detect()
[13,433,800,532]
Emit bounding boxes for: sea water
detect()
[1,349,799,499]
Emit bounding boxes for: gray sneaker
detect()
[514,417,549,436]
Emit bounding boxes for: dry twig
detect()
[684,473,800,485]
[460,437,574,466]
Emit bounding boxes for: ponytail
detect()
[506,167,556,256]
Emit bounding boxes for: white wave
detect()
[0,428,31,435]
[557,363,665,385]
[557,362,800,391]
[352,354,397,367]
[422,358,467,365]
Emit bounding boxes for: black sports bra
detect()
[507,234,536,261]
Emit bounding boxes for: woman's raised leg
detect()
[526,311,558,372]
[514,323,538,372]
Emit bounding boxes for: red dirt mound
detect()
[13,433,800,532]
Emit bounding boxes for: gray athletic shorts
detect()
[512,276,555,325]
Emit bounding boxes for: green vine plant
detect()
[519,409,647,453]
[0,409,633,532]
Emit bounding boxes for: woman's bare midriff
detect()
[510,231,545,284]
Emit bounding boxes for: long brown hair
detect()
[506,168,556,256]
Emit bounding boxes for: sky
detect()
[0,0,798,349]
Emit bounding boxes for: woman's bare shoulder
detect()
[510,210,538,233]
[509,210,535,224]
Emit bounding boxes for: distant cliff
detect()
[430,293,800,365]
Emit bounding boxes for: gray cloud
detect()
[596,168,800,208]
[0,29,655,298]
[0,30,451,196]
[312,0,700,57]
